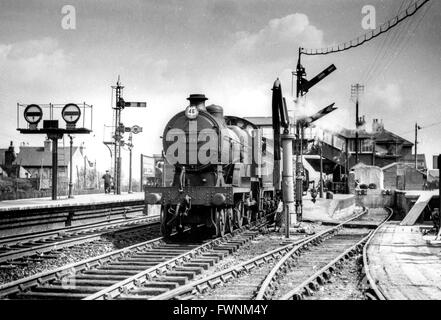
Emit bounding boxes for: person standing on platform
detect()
[102,170,112,194]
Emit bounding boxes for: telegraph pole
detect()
[415,123,420,169]
[351,84,364,165]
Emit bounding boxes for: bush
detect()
[359,184,368,189]
[368,183,377,189]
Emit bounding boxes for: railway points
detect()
[0,216,268,300]
[146,207,390,300]
[0,0,440,304]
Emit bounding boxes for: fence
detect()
[0,187,104,201]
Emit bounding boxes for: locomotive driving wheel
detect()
[215,208,227,237]
[160,205,173,237]
[243,208,252,225]
[234,202,244,228]
[226,208,234,233]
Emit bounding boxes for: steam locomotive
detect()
[145,94,279,237]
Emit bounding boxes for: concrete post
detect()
[68,135,74,198]
[49,136,59,200]
[319,143,323,198]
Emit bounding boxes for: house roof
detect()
[373,129,413,145]
[402,153,426,163]
[381,162,426,175]
[337,128,413,146]
[337,129,372,139]
[15,146,80,167]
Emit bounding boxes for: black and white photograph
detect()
[0,0,440,313]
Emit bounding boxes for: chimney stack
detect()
[372,119,385,133]
[4,141,16,169]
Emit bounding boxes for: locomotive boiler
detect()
[145,94,277,237]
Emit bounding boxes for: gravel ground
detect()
[0,229,159,285]
[304,255,367,300]
[194,222,330,300]
[201,222,329,277]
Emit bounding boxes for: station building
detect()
[244,116,428,192]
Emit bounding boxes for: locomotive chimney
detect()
[187,94,208,111]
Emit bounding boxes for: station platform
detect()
[0,192,144,213]
[0,193,147,238]
[302,194,357,223]
[400,190,438,226]
[366,221,441,299]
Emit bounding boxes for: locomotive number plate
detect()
[185,105,199,119]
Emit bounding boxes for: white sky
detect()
[0,0,440,181]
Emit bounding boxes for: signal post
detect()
[111,78,146,194]
[294,48,337,221]
[17,103,92,200]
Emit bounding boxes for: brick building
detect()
[1,140,97,191]
[338,119,426,170]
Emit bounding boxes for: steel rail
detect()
[255,208,369,300]
[362,207,394,300]
[85,216,270,300]
[150,208,368,300]
[0,215,159,264]
[150,235,310,300]
[0,205,147,246]
[279,232,371,300]
[0,231,168,298]
[263,207,393,300]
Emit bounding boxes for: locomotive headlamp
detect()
[62,103,81,128]
[146,193,162,204]
[212,193,226,206]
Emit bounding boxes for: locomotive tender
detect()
[145,94,278,237]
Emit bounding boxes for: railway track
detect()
[362,208,394,300]
[0,215,269,300]
[146,208,391,300]
[258,207,393,300]
[0,213,159,265]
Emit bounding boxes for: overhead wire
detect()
[363,0,411,84]
[366,0,420,84]
[379,0,433,78]
[361,0,408,84]
[301,0,431,56]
